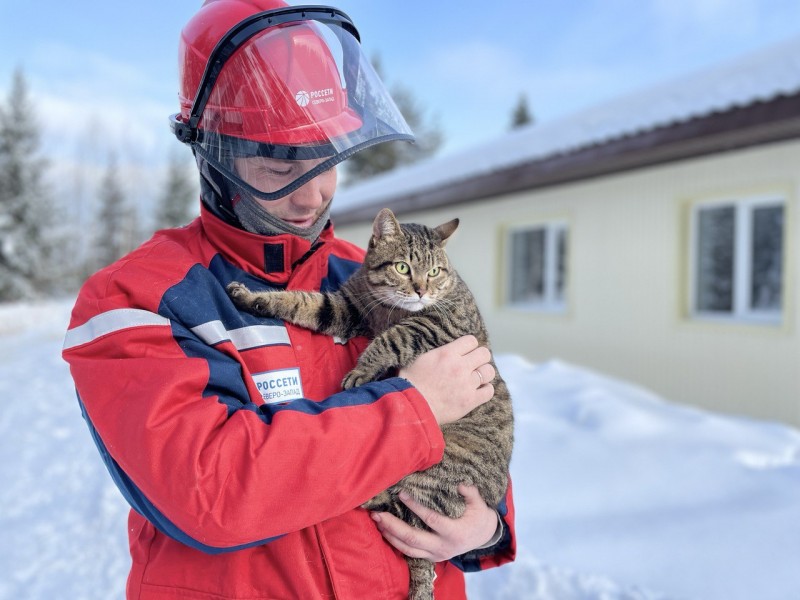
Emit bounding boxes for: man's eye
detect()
[266,166,292,177]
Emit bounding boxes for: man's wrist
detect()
[474,509,503,550]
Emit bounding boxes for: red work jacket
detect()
[63,207,516,599]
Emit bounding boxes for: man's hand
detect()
[399,335,495,425]
[370,484,499,562]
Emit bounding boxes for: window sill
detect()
[504,302,568,315]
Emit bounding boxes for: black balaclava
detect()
[197,154,330,243]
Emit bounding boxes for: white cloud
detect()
[36,91,173,159]
[15,42,178,168]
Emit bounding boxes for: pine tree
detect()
[154,149,198,229]
[92,152,139,270]
[343,56,444,185]
[0,68,64,301]
[510,93,534,129]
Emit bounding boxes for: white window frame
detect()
[504,220,568,312]
[688,194,786,325]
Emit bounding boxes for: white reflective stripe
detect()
[63,308,171,350]
[191,320,290,350]
[63,310,290,352]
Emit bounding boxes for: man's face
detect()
[233,157,337,229]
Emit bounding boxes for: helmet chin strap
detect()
[233,191,332,243]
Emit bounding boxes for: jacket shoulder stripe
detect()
[191,320,291,350]
[63,308,170,350]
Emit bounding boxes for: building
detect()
[331,36,800,426]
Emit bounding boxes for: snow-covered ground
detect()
[2,300,799,600]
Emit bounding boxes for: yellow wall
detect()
[334,140,800,425]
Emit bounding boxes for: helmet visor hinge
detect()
[169,114,198,144]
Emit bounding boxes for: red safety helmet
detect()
[171,0,414,205]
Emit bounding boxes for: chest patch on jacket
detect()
[252,367,304,404]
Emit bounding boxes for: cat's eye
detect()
[428,267,441,277]
[395,262,410,275]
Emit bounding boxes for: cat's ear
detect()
[372,208,403,240]
[434,218,459,245]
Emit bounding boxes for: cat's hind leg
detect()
[406,557,435,600]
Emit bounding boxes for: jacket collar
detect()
[200,205,333,285]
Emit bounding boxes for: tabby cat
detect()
[227,208,513,600]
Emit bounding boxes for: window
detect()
[506,221,568,311]
[690,195,785,323]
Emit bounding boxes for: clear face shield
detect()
[171,7,415,203]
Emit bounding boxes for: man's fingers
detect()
[466,346,492,372]
[398,492,445,532]
[446,334,479,355]
[458,484,482,503]
[371,509,438,559]
[377,528,433,560]
[448,335,492,377]
[473,369,484,388]
[474,364,496,388]
[371,485,499,563]
[477,383,494,403]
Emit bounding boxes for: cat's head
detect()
[362,208,459,312]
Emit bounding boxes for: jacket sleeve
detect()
[450,477,516,571]
[63,274,445,553]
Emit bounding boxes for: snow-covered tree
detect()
[92,153,139,270]
[343,56,443,185]
[510,93,534,129]
[154,149,198,229]
[0,68,65,301]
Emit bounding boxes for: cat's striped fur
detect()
[227,208,513,600]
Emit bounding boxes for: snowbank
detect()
[2,301,799,599]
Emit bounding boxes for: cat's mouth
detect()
[392,295,431,312]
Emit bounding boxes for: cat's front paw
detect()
[227,282,269,315]
[227,281,251,302]
[342,368,373,389]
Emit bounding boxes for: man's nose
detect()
[290,175,326,209]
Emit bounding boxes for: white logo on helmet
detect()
[295,91,310,107]
[295,88,335,108]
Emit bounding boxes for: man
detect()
[63,1,516,598]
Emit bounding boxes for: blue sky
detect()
[1,0,800,194]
